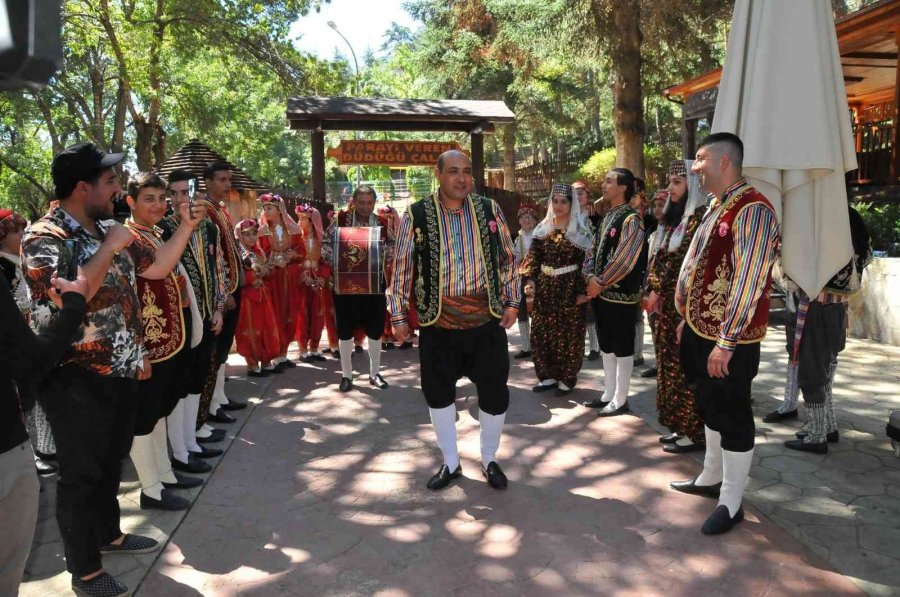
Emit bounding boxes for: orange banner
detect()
[326,141,466,166]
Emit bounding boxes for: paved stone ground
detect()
[18,320,900,596]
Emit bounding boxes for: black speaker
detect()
[0,0,61,90]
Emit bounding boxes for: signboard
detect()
[326,140,466,166]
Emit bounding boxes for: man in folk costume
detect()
[670,133,779,535]
[388,150,521,491]
[322,185,394,392]
[200,161,248,423]
[763,206,872,452]
[573,181,601,361]
[513,202,537,359]
[582,168,647,417]
[257,193,306,365]
[125,173,204,511]
[161,170,227,474]
[645,160,709,454]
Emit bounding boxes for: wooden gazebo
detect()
[285,97,516,202]
[155,138,269,220]
[664,0,900,187]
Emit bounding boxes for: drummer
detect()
[322,185,395,392]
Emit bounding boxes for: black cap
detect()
[52,143,125,198]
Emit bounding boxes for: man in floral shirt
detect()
[22,143,206,597]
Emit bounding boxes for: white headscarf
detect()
[666,160,708,252]
[533,183,594,252]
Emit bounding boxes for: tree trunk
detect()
[110,82,128,153]
[609,0,645,177]
[134,118,153,171]
[502,122,516,191]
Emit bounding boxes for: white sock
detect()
[479,409,506,467]
[518,319,531,351]
[339,339,353,378]
[674,436,695,447]
[368,339,381,378]
[167,400,190,465]
[601,352,617,401]
[541,378,557,386]
[273,356,286,365]
[429,405,459,471]
[184,393,202,453]
[213,365,228,406]
[208,398,220,417]
[151,418,177,485]
[612,355,633,408]
[719,448,754,517]
[129,433,163,500]
[196,426,212,439]
[558,382,571,391]
[695,426,723,486]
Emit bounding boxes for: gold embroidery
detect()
[141,286,169,343]
[700,254,730,321]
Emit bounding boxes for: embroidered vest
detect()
[685,186,774,344]
[410,194,503,326]
[161,217,219,321]
[126,222,186,363]
[203,199,241,294]
[595,205,646,304]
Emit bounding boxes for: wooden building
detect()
[664,0,900,189]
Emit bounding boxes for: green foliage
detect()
[575,144,680,190]
[855,202,900,255]
[575,148,618,187]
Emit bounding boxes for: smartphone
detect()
[57,239,79,281]
[187,178,197,220]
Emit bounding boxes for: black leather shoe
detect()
[670,476,721,498]
[382,342,395,350]
[35,458,58,476]
[583,397,609,409]
[633,357,645,366]
[482,461,508,490]
[339,377,353,392]
[246,369,270,377]
[701,505,744,535]
[640,367,658,378]
[784,438,828,454]
[554,387,574,397]
[140,489,190,511]
[597,404,630,417]
[663,442,706,454]
[209,409,236,424]
[586,350,600,361]
[659,433,681,444]
[762,409,798,423]
[796,430,839,443]
[221,398,248,411]
[313,354,328,362]
[333,350,341,359]
[514,350,532,359]
[274,360,291,372]
[171,456,211,474]
[196,432,224,444]
[189,445,223,459]
[426,464,462,490]
[282,359,297,368]
[369,374,389,389]
[354,345,363,353]
[162,472,204,489]
[399,341,413,349]
[532,381,558,393]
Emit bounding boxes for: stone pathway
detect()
[17,321,900,596]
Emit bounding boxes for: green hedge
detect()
[855,201,900,256]
[575,144,681,191]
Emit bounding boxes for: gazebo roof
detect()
[155,139,268,192]
[286,97,515,133]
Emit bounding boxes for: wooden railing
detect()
[849,120,894,185]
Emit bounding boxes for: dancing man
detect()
[670,133,779,535]
[388,150,520,491]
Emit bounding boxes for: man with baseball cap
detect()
[22,142,207,597]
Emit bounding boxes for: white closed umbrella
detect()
[712,0,857,298]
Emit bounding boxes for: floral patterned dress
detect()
[521,230,587,388]
[646,206,706,441]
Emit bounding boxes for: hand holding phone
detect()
[57,239,79,281]
[187,178,197,220]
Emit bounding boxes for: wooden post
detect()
[311,128,326,203]
[471,132,485,193]
[682,118,696,159]
[892,30,900,183]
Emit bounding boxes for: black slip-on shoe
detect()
[426,464,463,490]
[784,438,828,454]
[339,377,353,392]
[72,572,130,597]
[669,477,721,499]
[482,461,508,490]
[162,472,204,489]
[762,409,798,423]
[701,505,744,535]
[140,489,190,511]
[100,534,159,555]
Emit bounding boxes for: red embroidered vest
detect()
[685,185,774,344]
[127,223,186,363]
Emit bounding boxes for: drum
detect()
[332,226,385,295]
